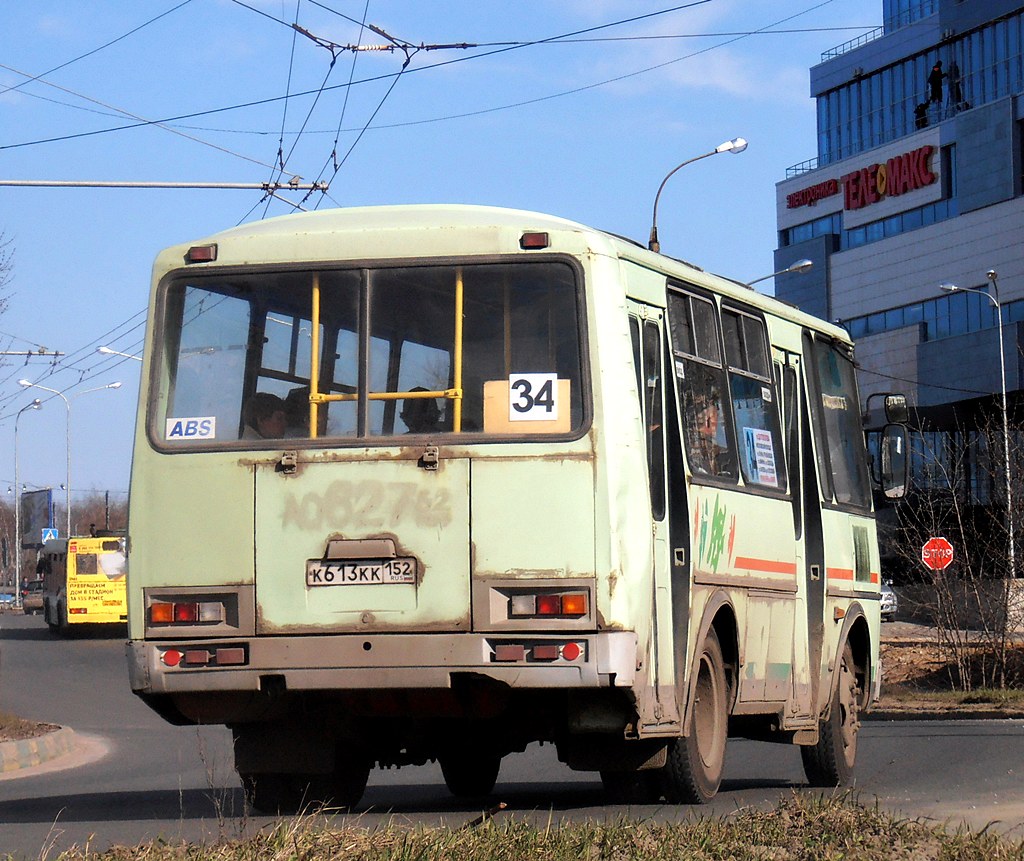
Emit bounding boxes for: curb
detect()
[0,727,75,774]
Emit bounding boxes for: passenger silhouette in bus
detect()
[400,387,442,433]
[284,386,312,436]
[685,389,728,474]
[242,392,288,439]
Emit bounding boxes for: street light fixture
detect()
[96,346,142,361]
[14,399,42,607]
[746,258,814,288]
[939,271,1015,581]
[17,380,122,539]
[648,137,748,253]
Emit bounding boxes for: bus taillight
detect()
[149,600,226,625]
[509,591,588,618]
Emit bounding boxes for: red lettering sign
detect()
[836,145,936,212]
[921,536,954,571]
[786,178,840,209]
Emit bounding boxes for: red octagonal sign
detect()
[922,536,954,571]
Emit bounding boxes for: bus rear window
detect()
[156,261,585,444]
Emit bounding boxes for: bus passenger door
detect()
[628,306,680,729]
[782,354,821,721]
[790,352,831,716]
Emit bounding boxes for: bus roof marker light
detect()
[186,244,217,264]
[648,138,747,253]
[520,232,549,249]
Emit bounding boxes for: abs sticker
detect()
[165,416,217,440]
[508,373,559,421]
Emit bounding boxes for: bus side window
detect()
[721,308,786,492]
[805,335,872,508]
[629,315,666,519]
[667,289,736,480]
[642,320,666,520]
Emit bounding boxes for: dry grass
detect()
[876,637,1024,714]
[0,710,58,741]
[25,795,1024,861]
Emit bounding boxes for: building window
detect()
[842,293,1024,341]
[816,12,1024,165]
[883,0,938,33]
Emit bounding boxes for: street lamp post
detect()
[17,380,122,539]
[746,258,814,289]
[14,399,42,607]
[940,271,1015,581]
[648,138,748,253]
[96,346,142,361]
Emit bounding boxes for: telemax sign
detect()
[786,144,936,211]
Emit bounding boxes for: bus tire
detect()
[58,603,70,636]
[439,750,501,798]
[661,627,728,804]
[242,756,369,813]
[801,642,859,787]
[331,751,372,809]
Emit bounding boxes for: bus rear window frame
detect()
[146,253,593,452]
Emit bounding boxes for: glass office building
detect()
[774,0,1024,478]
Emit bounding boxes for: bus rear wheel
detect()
[661,627,728,804]
[801,642,860,787]
[242,753,370,813]
[439,750,501,798]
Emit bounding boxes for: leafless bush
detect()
[888,412,1024,690]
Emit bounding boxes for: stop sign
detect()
[922,536,954,570]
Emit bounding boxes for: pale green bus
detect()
[126,205,906,811]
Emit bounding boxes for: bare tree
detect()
[0,231,13,314]
[58,492,128,537]
[888,413,1024,690]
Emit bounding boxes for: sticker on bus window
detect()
[743,427,779,487]
[508,373,559,422]
[165,417,217,441]
[482,378,571,433]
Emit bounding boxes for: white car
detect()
[880,580,898,622]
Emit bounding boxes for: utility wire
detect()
[0,61,285,174]
[856,363,993,397]
[0,1,720,152]
[309,0,371,195]
[0,1,195,97]
[260,0,306,221]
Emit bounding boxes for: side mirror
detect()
[884,394,909,424]
[879,423,909,499]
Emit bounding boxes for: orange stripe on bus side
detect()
[733,557,798,575]
[827,569,881,584]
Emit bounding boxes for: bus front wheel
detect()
[661,627,728,804]
[801,642,860,787]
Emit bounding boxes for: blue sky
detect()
[0,0,873,513]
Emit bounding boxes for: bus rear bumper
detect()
[126,631,638,696]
